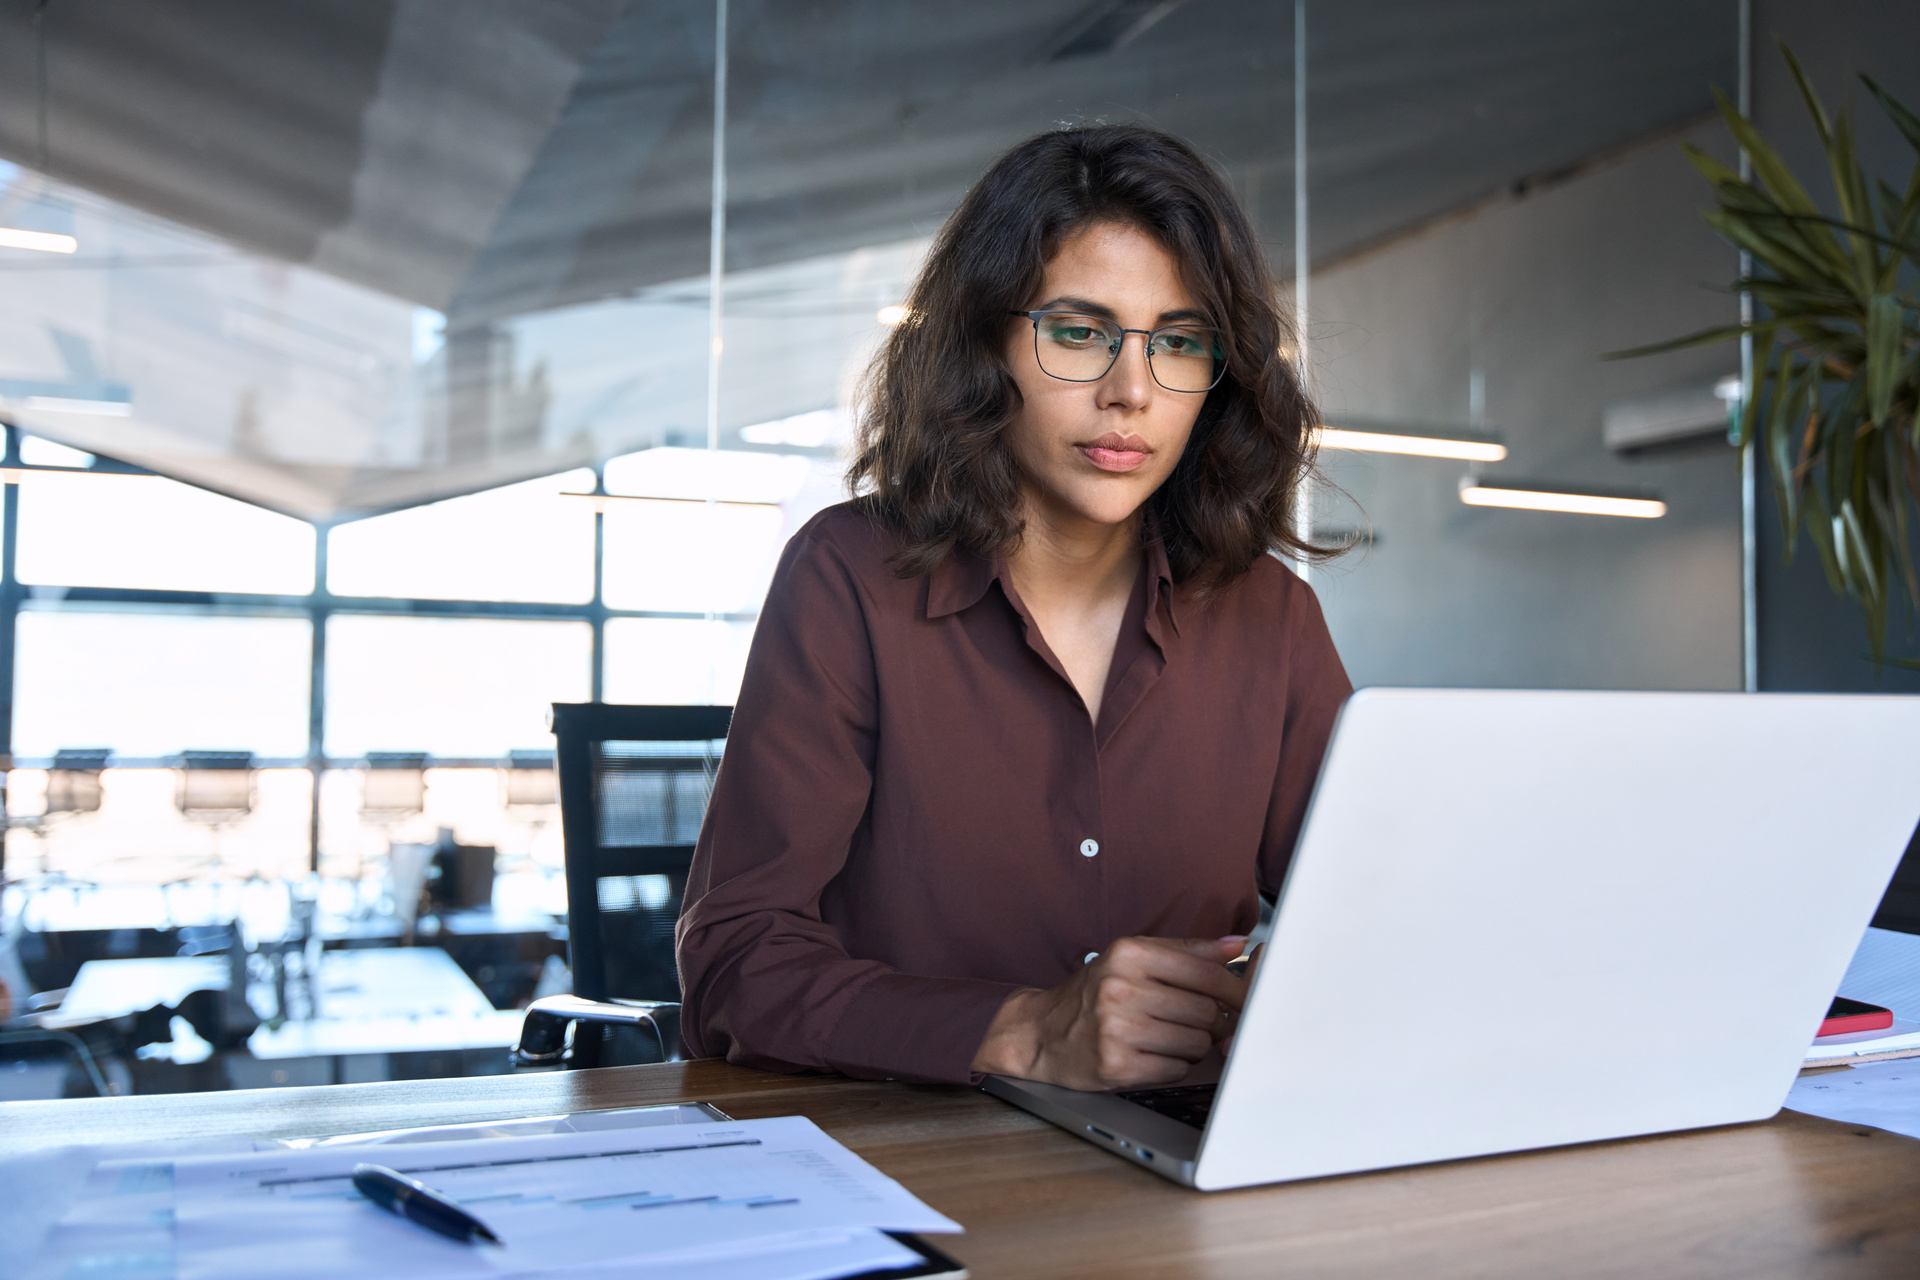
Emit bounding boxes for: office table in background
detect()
[244,946,524,1060]
[4,1059,1920,1278]
[39,947,523,1063]
[37,955,231,1027]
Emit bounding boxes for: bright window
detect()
[601,448,810,504]
[327,469,596,604]
[602,618,755,705]
[16,471,315,594]
[13,610,312,757]
[601,502,787,614]
[324,616,591,757]
[19,436,95,467]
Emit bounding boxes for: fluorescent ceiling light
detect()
[0,227,77,253]
[876,305,910,326]
[22,396,131,416]
[1459,477,1665,519]
[1315,426,1507,462]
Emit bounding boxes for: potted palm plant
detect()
[1618,43,1920,662]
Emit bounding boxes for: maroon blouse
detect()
[676,503,1351,1084]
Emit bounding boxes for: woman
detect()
[676,124,1350,1090]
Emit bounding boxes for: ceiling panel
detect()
[0,0,1735,517]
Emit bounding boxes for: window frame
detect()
[0,425,759,872]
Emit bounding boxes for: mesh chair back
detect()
[552,703,731,1002]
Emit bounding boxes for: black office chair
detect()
[0,1026,112,1097]
[514,703,731,1070]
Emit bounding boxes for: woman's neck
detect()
[1007,499,1143,614]
[1005,495,1144,724]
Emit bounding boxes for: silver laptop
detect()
[985,689,1920,1190]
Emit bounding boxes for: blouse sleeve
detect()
[674,526,1022,1083]
[1256,574,1354,899]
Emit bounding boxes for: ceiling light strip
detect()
[0,227,77,253]
[20,395,132,415]
[1314,427,1507,462]
[1459,481,1666,519]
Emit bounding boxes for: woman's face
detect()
[1002,220,1211,534]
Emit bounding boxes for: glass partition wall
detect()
[0,2,1315,894]
[0,1,1334,1095]
[0,0,1760,1096]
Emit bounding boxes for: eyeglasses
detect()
[1010,309,1227,393]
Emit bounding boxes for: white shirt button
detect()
[1079,838,1099,858]
[1082,951,1100,965]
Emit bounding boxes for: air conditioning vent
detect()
[1602,378,1737,453]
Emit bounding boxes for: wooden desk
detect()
[5,1061,1920,1277]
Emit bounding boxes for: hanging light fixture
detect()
[360,752,428,821]
[504,750,557,808]
[1315,423,1508,462]
[176,751,256,820]
[46,748,109,814]
[1458,475,1666,519]
[0,226,75,253]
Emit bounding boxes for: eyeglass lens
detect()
[1032,312,1224,392]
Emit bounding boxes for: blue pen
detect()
[352,1163,501,1245]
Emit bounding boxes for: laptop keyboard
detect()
[1116,1083,1217,1129]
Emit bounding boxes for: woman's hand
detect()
[970,936,1248,1090]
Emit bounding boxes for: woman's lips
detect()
[1077,445,1150,472]
[1076,433,1152,473]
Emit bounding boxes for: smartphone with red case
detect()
[1818,996,1894,1037]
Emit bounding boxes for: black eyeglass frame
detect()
[1009,310,1228,393]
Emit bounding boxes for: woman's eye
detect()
[1154,330,1215,357]
[1048,326,1100,345]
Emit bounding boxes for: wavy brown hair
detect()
[850,123,1332,592]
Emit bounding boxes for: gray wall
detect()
[1306,121,1745,691]
[1750,0,1920,693]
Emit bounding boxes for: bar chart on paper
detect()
[167,1117,959,1279]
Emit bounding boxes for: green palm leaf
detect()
[1616,44,1920,663]
[1867,294,1904,424]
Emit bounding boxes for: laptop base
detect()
[981,1074,1203,1187]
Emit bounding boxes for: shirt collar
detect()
[925,544,996,619]
[923,531,1181,635]
[1144,534,1180,637]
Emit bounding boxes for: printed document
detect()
[167,1115,957,1279]
[1787,1057,1920,1142]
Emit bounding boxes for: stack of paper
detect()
[1786,1058,1920,1142]
[1789,925,1920,1141]
[24,1116,960,1280]
[1803,926,1920,1067]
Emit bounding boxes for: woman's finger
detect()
[1119,982,1230,1033]
[1099,1010,1214,1064]
[1106,937,1248,1011]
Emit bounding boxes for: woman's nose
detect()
[1099,331,1154,405]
